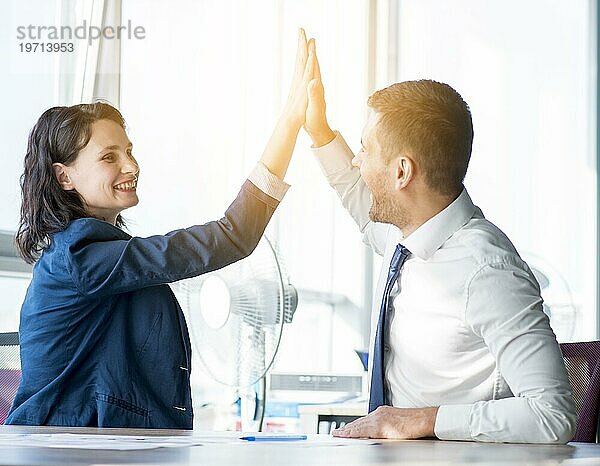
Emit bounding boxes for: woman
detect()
[6,30,316,429]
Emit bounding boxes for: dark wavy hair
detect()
[16,102,127,264]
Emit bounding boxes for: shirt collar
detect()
[401,188,476,260]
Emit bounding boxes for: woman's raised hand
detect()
[281,28,316,129]
[258,28,317,179]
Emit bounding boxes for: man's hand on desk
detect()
[331,406,439,439]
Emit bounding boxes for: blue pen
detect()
[240,435,308,442]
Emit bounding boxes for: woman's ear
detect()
[52,163,75,191]
[394,156,414,190]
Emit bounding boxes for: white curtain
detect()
[118,0,377,382]
[57,0,121,105]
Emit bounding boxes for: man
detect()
[303,66,576,442]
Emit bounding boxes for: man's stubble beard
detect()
[368,190,411,231]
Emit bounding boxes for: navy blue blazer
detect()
[6,180,279,428]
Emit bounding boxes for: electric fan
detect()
[172,236,298,431]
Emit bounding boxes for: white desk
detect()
[0,425,598,465]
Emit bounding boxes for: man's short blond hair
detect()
[367,80,473,196]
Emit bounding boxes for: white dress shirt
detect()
[313,133,576,443]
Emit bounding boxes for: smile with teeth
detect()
[114,180,137,191]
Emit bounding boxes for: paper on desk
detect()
[277,435,380,447]
[0,432,378,450]
[0,433,203,450]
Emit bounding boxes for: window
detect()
[392,0,597,342]
[0,1,67,328]
[118,0,374,412]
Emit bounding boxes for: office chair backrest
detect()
[0,332,20,424]
[560,341,600,443]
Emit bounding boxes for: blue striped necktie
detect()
[368,244,411,413]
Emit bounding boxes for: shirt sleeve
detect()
[247,161,290,202]
[434,261,577,444]
[66,179,284,299]
[311,131,388,256]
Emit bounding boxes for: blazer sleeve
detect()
[66,180,281,299]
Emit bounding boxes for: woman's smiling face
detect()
[53,118,140,224]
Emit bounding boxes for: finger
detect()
[308,78,318,99]
[299,28,308,61]
[308,36,315,54]
[308,37,315,53]
[331,423,356,437]
[333,424,364,438]
[313,48,321,81]
[332,416,366,437]
[309,38,321,81]
[302,41,316,83]
[308,77,324,103]
[308,78,323,110]
[294,28,308,79]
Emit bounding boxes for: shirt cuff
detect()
[247,162,290,202]
[311,131,355,176]
[434,404,473,441]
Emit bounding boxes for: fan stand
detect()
[240,377,266,432]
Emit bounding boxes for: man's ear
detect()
[52,163,75,191]
[394,156,414,190]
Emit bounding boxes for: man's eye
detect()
[103,153,115,161]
